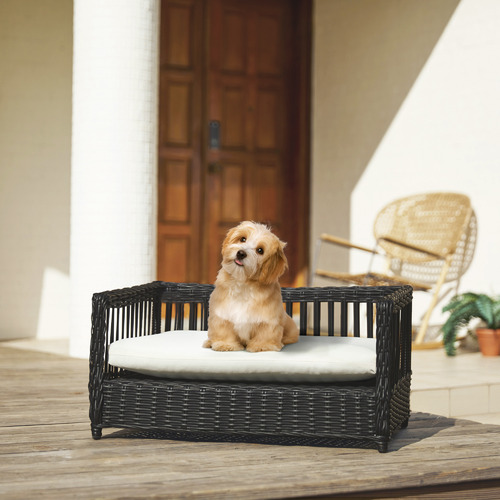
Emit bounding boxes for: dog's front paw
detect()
[202,339,212,349]
[211,341,245,352]
[246,342,283,353]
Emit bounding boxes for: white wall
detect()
[351,0,500,323]
[0,0,73,340]
[312,0,500,329]
[311,0,461,281]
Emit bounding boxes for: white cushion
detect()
[108,330,376,383]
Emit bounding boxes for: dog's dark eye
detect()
[240,236,246,242]
[257,247,264,255]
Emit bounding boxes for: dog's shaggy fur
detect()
[203,221,299,352]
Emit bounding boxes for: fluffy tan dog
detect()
[203,221,299,352]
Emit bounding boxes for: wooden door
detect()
[158,0,310,285]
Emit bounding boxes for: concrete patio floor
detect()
[412,347,500,425]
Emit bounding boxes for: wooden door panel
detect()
[221,11,246,73]
[162,2,195,67]
[159,0,310,286]
[157,235,189,283]
[204,0,290,282]
[158,0,203,283]
[255,87,281,150]
[159,159,191,223]
[220,163,246,223]
[255,163,279,222]
[220,85,246,149]
[256,13,284,76]
[159,79,193,146]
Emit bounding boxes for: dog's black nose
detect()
[236,250,247,260]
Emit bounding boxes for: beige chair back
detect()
[374,192,476,285]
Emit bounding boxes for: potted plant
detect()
[441,292,500,356]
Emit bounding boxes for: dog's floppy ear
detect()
[259,240,288,285]
[221,225,239,255]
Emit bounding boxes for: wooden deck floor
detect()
[2,345,500,500]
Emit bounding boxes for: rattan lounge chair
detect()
[89,282,413,452]
[313,192,477,344]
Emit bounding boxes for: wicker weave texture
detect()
[89,282,413,452]
[102,378,377,437]
[375,193,476,284]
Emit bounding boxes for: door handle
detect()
[209,121,220,149]
[208,162,222,174]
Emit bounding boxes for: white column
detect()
[70,0,160,358]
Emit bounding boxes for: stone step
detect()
[411,349,500,423]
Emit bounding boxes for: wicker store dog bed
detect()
[89,282,412,452]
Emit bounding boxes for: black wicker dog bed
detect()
[89,282,412,452]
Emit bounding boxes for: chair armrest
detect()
[378,236,446,259]
[376,285,413,368]
[320,233,380,254]
[374,286,413,437]
[374,285,413,380]
[89,281,167,431]
[90,281,166,370]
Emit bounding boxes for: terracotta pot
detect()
[476,328,500,356]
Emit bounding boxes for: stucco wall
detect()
[0,0,72,339]
[311,0,460,276]
[312,0,500,329]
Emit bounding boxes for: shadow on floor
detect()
[388,411,458,452]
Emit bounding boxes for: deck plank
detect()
[1,345,500,499]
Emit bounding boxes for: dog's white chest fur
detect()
[214,284,257,322]
[212,284,274,342]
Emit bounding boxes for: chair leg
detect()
[377,441,389,453]
[414,257,452,344]
[415,311,433,345]
[92,425,102,440]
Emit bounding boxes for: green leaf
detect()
[441,302,479,356]
[476,294,494,327]
[492,299,500,329]
[442,293,479,314]
[441,292,500,355]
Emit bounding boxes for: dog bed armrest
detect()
[90,281,166,362]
